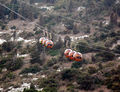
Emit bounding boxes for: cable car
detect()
[45,40,54,48]
[69,51,76,60]
[64,49,72,58]
[39,37,45,44]
[73,52,82,61]
[42,39,49,46]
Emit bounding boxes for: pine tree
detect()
[67,0,73,12]
[64,36,71,48]
[110,12,118,25]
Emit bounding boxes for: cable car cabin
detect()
[45,40,54,48]
[42,39,49,46]
[64,49,72,58]
[73,52,82,62]
[69,51,76,60]
[39,37,45,44]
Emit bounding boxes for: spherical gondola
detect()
[73,52,82,61]
[45,40,54,48]
[64,49,72,58]
[39,37,45,44]
[42,39,49,46]
[69,51,76,60]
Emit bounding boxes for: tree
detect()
[2,41,15,52]
[114,45,120,54]
[67,0,73,12]
[30,43,43,65]
[6,58,23,71]
[61,69,79,80]
[103,0,116,7]
[54,37,64,49]
[39,15,45,26]
[30,49,42,65]
[39,78,58,92]
[73,23,79,34]
[95,52,115,62]
[71,62,83,69]
[77,75,101,90]
[110,12,118,26]
[23,88,38,92]
[76,41,92,53]
[9,0,19,19]
[64,36,71,48]
[116,3,120,16]
[30,83,35,90]
[20,66,40,74]
[64,20,74,30]
[46,0,56,3]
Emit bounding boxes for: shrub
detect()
[11,26,16,29]
[48,49,59,56]
[42,86,57,92]
[20,66,40,74]
[103,0,115,7]
[61,69,79,80]
[67,84,75,92]
[2,42,15,52]
[45,58,57,67]
[5,72,15,79]
[64,20,74,30]
[95,52,115,62]
[30,49,43,65]
[1,25,6,30]
[71,61,83,69]
[76,41,92,53]
[77,75,102,90]
[105,75,120,91]
[0,56,23,71]
[54,37,64,49]
[6,58,23,71]
[0,56,11,68]
[23,89,38,92]
[88,66,98,74]
[114,45,120,54]
[104,65,120,91]
[39,78,58,92]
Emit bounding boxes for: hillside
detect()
[0,0,120,92]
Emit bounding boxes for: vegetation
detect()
[20,66,41,74]
[6,58,23,71]
[95,52,115,62]
[0,0,120,92]
[0,56,23,71]
[76,40,92,53]
[77,75,102,90]
[61,69,79,81]
[104,65,120,91]
[71,61,83,69]
[39,78,58,92]
[48,49,59,56]
[2,41,15,52]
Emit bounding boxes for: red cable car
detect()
[64,49,72,58]
[69,51,76,60]
[45,40,54,48]
[73,52,82,62]
[42,39,49,46]
[39,37,45,44]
